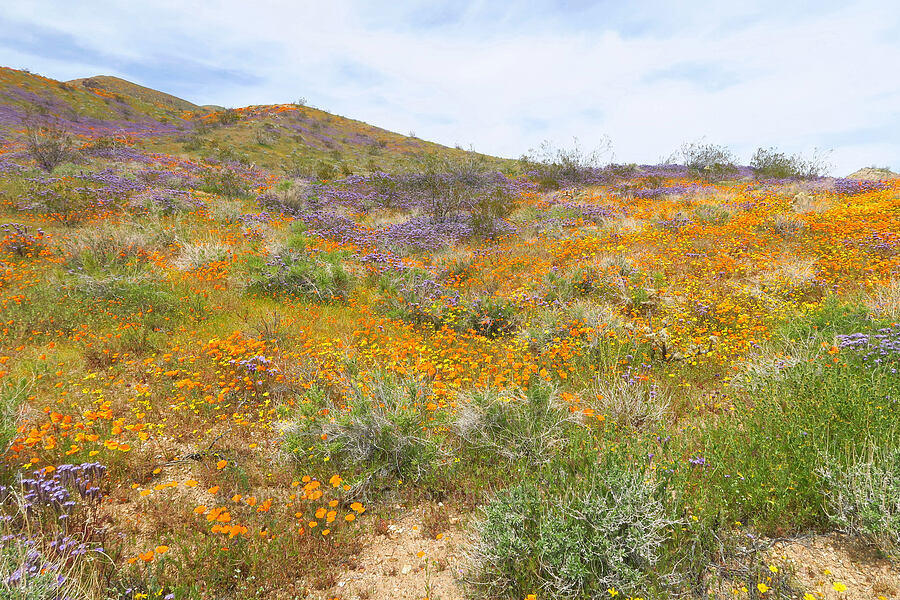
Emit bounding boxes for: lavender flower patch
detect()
[833,178,889,196]
[1,223,46,257]
[837,324,900,373]
[0,462,107,595]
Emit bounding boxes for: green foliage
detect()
[469,186,517,239]
[0,378,29,460]
[750,147,829,179]
[0,539,78,599]
[247,249,353,302]
[198,168,250,199]
[677,308,900,535]
[519,137,611,191]
[672,141,738,182]
[464,454,675,599]
[284,376,446,494]
[455,383,573,467]
[821,446,900,558]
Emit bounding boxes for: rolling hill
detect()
[0,66,508,174]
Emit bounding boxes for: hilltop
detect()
[66,75,202,113]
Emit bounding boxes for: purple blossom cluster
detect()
[0,157,24,174]
[836,324,900,373]
[2,539,70,593]
[833,178,889,195]
[656,214,694,232]
[1,222,46,256]
[551,200,619,224]
[854,232,899,257]
[633,184,702,199]
[0,462,107,593]
[14,462,106,517]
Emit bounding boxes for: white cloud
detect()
[1,0,898,173]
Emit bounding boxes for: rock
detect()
[400,564,412,575]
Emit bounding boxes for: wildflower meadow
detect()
[0,65,898,599]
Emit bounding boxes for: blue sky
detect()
[1,0,898,174]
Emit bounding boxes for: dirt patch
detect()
[320,503,466,600]
[846,167,900,181]
[771,533,899,599]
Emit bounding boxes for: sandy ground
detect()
[319,503,465,600]
[771,533,899,600]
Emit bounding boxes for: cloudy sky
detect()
[1,0,898,174]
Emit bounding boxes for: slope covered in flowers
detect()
[1,78,899,599]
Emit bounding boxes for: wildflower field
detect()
[1,66,899,599]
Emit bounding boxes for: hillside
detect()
[0,67,508,174]
[1,63,899,600]
[67,75,201,113]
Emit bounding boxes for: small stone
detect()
[400,564,412,575]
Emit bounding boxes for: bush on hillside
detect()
[750,146,830,179]
[464,456,675,599]
[24,121,73,172]
[671,141,737,182]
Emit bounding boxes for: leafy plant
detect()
[464,455,675,599]
[23,121,73,172]
[671,141,738,182]
[821,446,900,558]
[750,147,830,179]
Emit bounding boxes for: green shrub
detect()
[455,383,573,466]
[518,138,611,190]
[821,446,900,558]
[590,374,670,428]
[464,455,675,599]
[671,141,738,182]
[199,169,250,199]
[750,147,829,179]
[247,249,353,302]
[284,376,446,494]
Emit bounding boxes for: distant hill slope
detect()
[847,167,899,181]
[0,67,189,133]
[67,75,200,113]
[0,66,510,174]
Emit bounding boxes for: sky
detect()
[1,0,898,175]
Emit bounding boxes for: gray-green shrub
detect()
[464,457,675,599]
[821,447,900,558]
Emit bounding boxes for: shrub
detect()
[284,376,446,495]
[199,169,250,199]
[454,383,573,466]
[248,249,353,302]
[821,447,900,558]
[671,141,738,182]
[216,108,240,126]
[23,121,72,172]
[464,456,675,599]
[519,137,612,190]
[465,295,518,338]
[590,372,670,428]
[469,186,516,239]
[173,241,229,271]
[750,147,830,179]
